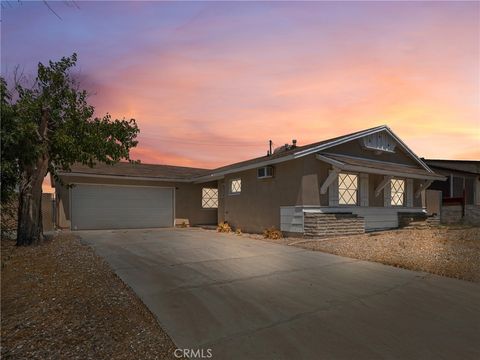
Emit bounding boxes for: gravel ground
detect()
[260,226,480,282]
[1,233,178,360]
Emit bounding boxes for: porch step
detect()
[403,216,440,229]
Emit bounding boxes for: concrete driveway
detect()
[78,228,480,360]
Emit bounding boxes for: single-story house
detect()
[54,125,445,236]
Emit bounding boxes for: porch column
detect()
[406,179,413,207]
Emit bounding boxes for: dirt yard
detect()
[287,227,480,282]
[1,233,177,359]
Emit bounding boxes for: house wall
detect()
[220,156,307,233]
[300,154,331,206]
[55,176,217,229]
[368,174,385,207]
[219,149,428,233]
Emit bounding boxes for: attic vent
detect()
[361,133,396,153]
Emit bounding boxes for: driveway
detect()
[78,228,480,360]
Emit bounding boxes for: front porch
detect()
[281,205,429,236]
[281,152,445,237]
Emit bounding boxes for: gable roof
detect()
[194,125,433,181]
[59,125,436,182]
[208,126,383,174]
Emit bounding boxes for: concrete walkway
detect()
[78,228,480,360]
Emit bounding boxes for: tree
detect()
[0,54,139,246]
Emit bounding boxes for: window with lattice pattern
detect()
[390,179,404,206]
[202,188,218,208]
[338,173,358,205]
[230,179,241,194]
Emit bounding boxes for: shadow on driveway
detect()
[78,228,480,360]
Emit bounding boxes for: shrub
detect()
[217,222,232,233]
[263,227,282,239]
[178,221,188,228]
[235,228,242,235]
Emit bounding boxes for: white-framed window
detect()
[229,179,241,195]
[202,188,218,208]
[338,173,358,205]
[390,179,405,206]
[257,166,274,179]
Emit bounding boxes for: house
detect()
[422,159,480,224]
[54,125,445,236]
[423,159,480,205]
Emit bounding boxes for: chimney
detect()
[292,139,297,148]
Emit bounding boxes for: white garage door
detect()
[71,184,174,230]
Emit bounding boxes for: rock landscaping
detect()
[291,226,480,282]
[1,232,178,359]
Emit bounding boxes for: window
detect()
[338,173,358,205]
[202,188,218,208]
[390,179,404,206]
[230,179,241,194]
[257,166,274,179]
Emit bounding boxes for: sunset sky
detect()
[2,1,479,191]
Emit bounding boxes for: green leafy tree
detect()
[0,54,139,246]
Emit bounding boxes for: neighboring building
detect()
[423,159,480,205]
[54,125,445,236]
[423,159,480,225]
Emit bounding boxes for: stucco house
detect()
[54,125,445,236]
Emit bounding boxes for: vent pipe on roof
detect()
[268,140,273,156]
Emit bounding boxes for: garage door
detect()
[71,184,174,230]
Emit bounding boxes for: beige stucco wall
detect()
[55,176,217,229]
[300,155,331,206]
[218,155,332,233]
[368,174,385,207]
[220,156,306,233]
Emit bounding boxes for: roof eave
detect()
[192,154,297,183]
[58,172,193,183]
[316,154,446,181]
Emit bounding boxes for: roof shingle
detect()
[68,162,210,180]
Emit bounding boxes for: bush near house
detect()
[263,227,283,240]
[217,222,232,233]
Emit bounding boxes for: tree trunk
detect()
[16,163,47,246]
[16,109,50,246]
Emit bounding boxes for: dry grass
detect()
[1,233,178,359]
[292,227,480,282]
